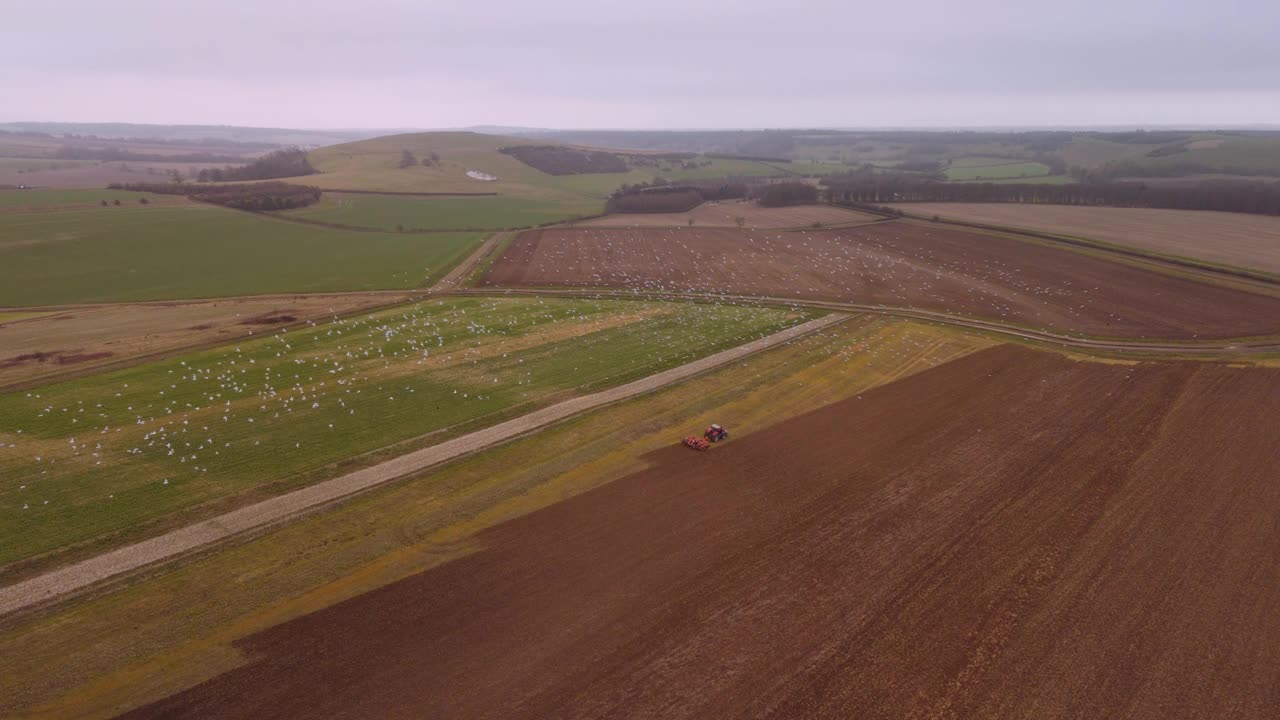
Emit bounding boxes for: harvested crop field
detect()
[892,203,1280,276]
[0,293,412,388]
[120,345,1280,719]
[482,223,1280,339]
[579,202,874,229]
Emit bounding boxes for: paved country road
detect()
[0,313,847,618]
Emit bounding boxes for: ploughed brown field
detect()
[890,203,1280,276]
[481,223,1280,340]
[123,345,1280,719]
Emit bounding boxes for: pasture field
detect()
[654,157,786,180]
[580,202,874,229]
[0,314,992,718]
[1133,134,1280,175]
[0,188,184,210]
[944,157,1052,180]
[1059,137,1151,169]
[0,204,483,306]
[481,223,1280,340]
[0,159,230,189]
[282,193,601,230]
[0,297,807,569]
[0,293,411,388]
[890,203,1280,276]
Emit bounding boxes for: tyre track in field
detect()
[0,313,847,618]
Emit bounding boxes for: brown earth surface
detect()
[482,222,1280,339]
[0,293,413,388]
[890,203,1280,276]
[121,345,1280,720]
[579,202,875,229]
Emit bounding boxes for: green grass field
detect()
[0,204,483,306]
[0,296,808,566]
[945,157,1052,180]
[1134,135,1280,175]
[283,193,602,230]
[0,188,161,209]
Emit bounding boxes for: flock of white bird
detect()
[0,298,780,537]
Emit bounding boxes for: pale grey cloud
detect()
[2,0,1278,128]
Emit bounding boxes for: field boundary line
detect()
[0,313,847,618]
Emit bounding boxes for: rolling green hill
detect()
[270,132,821,229]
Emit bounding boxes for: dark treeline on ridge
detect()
[501,145,630,175]
[195,148,316,182]
[755,182,819,207]
[109,181,321,211]
[822,176,1280,215]
[605,180,749,213]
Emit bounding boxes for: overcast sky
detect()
[4,0,1278,129]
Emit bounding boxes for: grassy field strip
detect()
[0,316,987,718]
[0,313,845,617]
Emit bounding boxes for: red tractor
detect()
[683,423,728,450]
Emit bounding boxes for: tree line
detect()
[501,145,629,175]
[754,182,818,207]
[195,148,316,183]
[605,180,751,213]
[108,181,321,211]
[821,176,1280,215]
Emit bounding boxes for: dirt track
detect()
[0,314,845,618]
[120,345,1280,720]
[482,223,1280,339]
[429,231,508,292]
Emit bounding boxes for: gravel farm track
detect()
[481,222,1280,340]
[119,344,1280,720]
